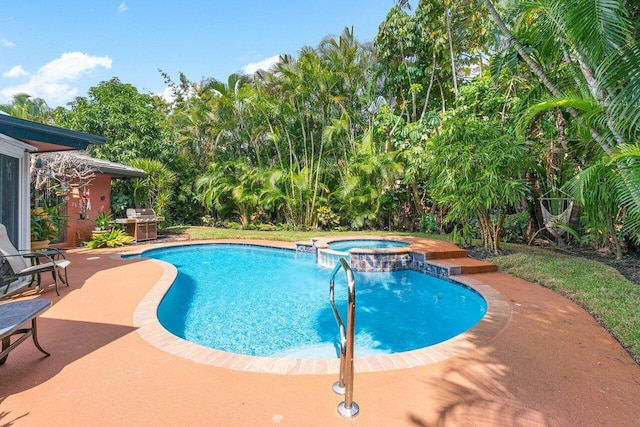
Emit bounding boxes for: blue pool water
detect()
[327,239,409,251]
[144,244,486,359]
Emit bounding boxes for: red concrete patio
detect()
[1,239,639,426]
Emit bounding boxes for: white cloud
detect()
[157,86,175,104]
[118,2,128,12]
[1,52,112,104]
[1,38,14,48]
[37,52,112,81]
[241,55,281,75]
[3,65,28,78]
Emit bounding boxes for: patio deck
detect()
[1,239,639,426]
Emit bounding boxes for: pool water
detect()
[327,239,409,251]
[147,244,487,359]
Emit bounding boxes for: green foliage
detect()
[257,223,278,232]
[53,78,175,165]
[128,158,176,219]
[93,211,116,231]
[419,212,438,234]
[86,228,133,249]
[316,206,340,230]
[31,201,65,241]
[568,143,640,258]
[609,144,640,244]
[0,93,52,123]
[110,191,132,218]
[501,211,530,242]
[427,107,529,252]
[196,161,266,228]
[200,215,215,227]
[165,153,203,225]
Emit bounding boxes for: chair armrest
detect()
[17,252,57,264]
[39,248,66,259]
[19,248,66,259]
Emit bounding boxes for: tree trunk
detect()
[554,109,584,169]
[420,53,437,121]
[608,221,623,260]
[528,171,545,238]
[445,4,459,97]
[412,179,425,216]
[493,211,505,253]
[438,79,446,114]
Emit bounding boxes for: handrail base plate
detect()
[338,401,359,418]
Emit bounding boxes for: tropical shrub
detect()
[427,114,529,252]
[419,212,438,234]
[316,206,340,230]
[111,191,132,218]
[31,202,65,241]
[86,228,133,249]
[128,158,176,219]
[93,211,116,231]
[501,211,530,242]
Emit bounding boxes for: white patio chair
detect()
[0,224,70,297]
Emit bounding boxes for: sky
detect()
[0,1,395,108]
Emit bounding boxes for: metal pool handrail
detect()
[329,257,359,418]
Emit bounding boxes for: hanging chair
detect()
[539,189,574,238]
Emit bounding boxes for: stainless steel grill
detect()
[116,208,163,242]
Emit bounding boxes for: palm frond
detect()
[609,144,640,242]
[598,43,640,138]
[516,94,601,138]
[564,0,631,61]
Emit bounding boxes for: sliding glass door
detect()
[0,153,20,245]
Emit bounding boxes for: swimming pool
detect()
[144,244,487,359]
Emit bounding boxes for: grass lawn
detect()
[163,226,640,363]
[163,225,436,242]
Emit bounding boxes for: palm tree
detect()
[0,93,52,123]
[128,158,176,219]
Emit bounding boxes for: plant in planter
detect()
[86,227,133,249]
[31,201,65,247]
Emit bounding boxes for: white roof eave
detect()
[0,131,37,154]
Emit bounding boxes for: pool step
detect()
[422,249,468,260]
[399,237,468,260]
[425,257,497,276]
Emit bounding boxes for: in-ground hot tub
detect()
[313,237,413,271]
[327,239,410,251]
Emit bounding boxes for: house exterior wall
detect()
[62,174,112,247]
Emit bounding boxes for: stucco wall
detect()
[62,174,112,246]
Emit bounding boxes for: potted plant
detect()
[31,201,64,250]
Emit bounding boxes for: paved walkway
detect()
[1,239,639,426]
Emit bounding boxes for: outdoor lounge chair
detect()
[0,224,70,297]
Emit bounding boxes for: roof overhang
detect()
[0,114,107,152]
[72,152,146,178]
[33,151,146,179]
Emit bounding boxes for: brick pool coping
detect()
[129,239,511,375]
